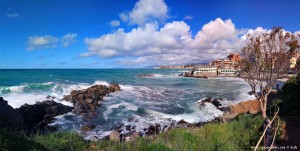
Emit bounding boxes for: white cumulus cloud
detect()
[110,20,120,27]
[27,35,58,50]
[120,0,168,26]
[81,18,248,66]
[26,33,77,50]
[61,33,77,47]
[119,13,128,22]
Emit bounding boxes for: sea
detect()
[0,69,255,139]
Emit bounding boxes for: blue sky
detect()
[1,0,300,69]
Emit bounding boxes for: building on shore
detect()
[192,66,239,77]
[212,59,235,69]
[189,53,241,77]
[217,68,239,76]
[192,66,218,77]
[227,53,241,62]
[212,53,241,70]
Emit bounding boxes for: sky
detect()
[1,0,300,69]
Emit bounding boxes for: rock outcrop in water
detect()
[63,84,121,117]
[19,101,73,131]
[137,74,155,78]
[197,97,223,109]
[0,97,73,132]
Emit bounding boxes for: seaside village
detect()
[159,52,300,78]
[158,52,300,91]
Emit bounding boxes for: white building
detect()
[193,66,218,77]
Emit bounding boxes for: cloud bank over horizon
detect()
[80,0,272,67]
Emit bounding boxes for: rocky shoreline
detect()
[0,83,261,142]
[0,97,73,133]
[103,97,261,142]
[0,83,121,133]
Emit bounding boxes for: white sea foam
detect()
[93,80,110,86]
[1,80,114,108]
[103,102,139,120]
[152,74,179,78]
[147,102,223,123]
[120,84,134,91]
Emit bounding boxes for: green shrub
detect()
[279,72,300,116]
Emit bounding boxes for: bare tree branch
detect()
[240,27,300,119]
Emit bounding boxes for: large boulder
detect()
[229,99,261,115]
[109,130,120,142]
[0,97,73,132]
[18,100,73,131]
[220,100,261,122]
[0,97,23,130]
[63,84,121,117]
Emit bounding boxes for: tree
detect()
[240,27,300,119]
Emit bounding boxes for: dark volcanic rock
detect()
[211,99,222,108]
[63,84,121,117]
[0,97,23,130]
[183,72,193,77]
[247,91,255,95]
[0,97,73,132]
[138,74,155,78]
[178,119,188,127]
[19,100,73,131]
[197,97,223,108]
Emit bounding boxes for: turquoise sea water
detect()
[0,69,254,139]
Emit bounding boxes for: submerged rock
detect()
[63,84,121,117]
[137,74,155,78]
[80,124,96,132]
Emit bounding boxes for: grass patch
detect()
[0,114,263,151]
[33,132,87,151]
[0,130,47,151]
